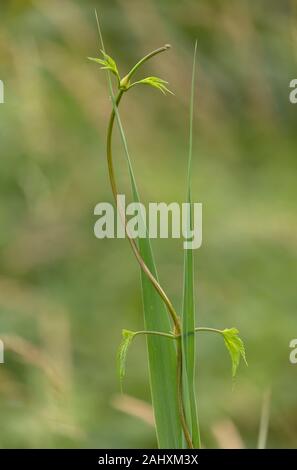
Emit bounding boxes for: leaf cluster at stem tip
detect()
[88,50,173,95]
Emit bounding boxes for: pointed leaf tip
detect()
[88,51,120,80]
[132,76,174,95]
[117,329,135,385]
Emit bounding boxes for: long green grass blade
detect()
[95,11,182,448]
[114,103,182,448]
[181,40,201,448]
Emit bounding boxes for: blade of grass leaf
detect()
[182,40,201,448]
[95,10,182,448]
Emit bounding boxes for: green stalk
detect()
[95,12,191,446]
[106,89,180,334]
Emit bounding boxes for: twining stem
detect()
[105,46,195,448]
[106,89,180,334]
[176,337,194,448]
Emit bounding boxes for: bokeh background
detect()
[0,0,296,448]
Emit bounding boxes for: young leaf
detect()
[88,50,120,81]
[222,328,247,377]
[118,329,135,383]
[132,76,173,95]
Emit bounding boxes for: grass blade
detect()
[181,40,201,448]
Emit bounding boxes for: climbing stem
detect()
[106,92,181,334]
[176,336,194,448]
[132,326,225,340]
[105,46,197,447]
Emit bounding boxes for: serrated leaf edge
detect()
[222,328,247,377]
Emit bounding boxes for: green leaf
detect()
[132,76,173,95]
[88,50,120,80]
[222,328,247,377]
[117,329,135,384]
[181,40,200,449]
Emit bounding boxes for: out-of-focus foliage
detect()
[0,0,296,448]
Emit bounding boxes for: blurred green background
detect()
[0,0,296,449]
